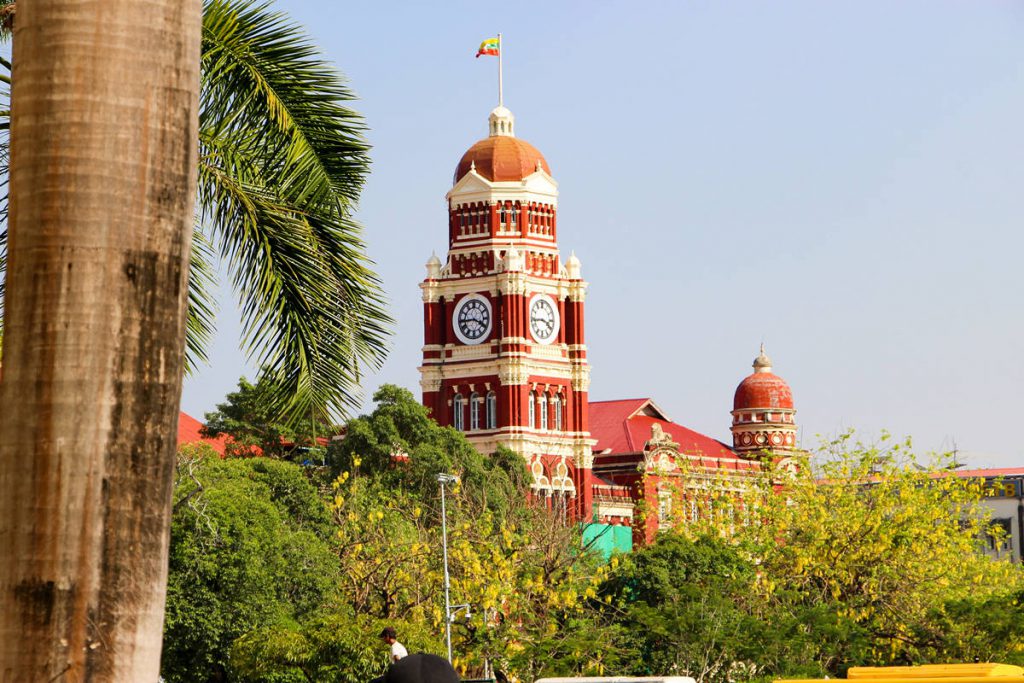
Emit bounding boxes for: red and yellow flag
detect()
[476,37,500,58]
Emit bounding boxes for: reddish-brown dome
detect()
[454,136,550,184]
[733,372,793,411]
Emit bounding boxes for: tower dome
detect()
[730,345,798,457]
[733,345,794,411]
[454,106,551,183]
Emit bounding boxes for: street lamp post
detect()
[437,473,458,662]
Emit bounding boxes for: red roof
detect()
[953,467,1024,478]
[733,372,793,411]
[589,398,754,470]
[177,411,228,456]
[454,136,550,183]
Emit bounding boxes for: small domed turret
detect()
[488,105,515,137]
[731,345,798,457]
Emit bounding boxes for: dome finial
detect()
[425,252,442,279]
[753,343,773,373]
[488,105,515,137]
[566,251,582,279]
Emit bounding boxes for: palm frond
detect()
[185,226,218,376]
[0,1,389,421]
[198,0,390,425]
[0,2,14,43]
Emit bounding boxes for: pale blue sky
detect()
[182,1,1024,467]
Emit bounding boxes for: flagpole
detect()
[497,32,503,107]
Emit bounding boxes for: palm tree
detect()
[0,1,201,680]
[0,0,388,679]
[0,0,391,425]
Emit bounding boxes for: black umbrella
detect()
[385,654,460,683]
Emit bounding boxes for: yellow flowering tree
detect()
[635,432,1024,674]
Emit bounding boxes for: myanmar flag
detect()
[476,37,499,58]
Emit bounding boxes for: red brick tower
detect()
[419,106,595,518]
[731,344,799,460]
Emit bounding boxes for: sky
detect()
[182,1,1024,468]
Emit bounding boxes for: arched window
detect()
[538,394,548,430]
[486,391,497,429]
[510,203,518,228]
[453,394,464,431]
[528,391,536,429]
[658,487,673,527]
[469,392,480,430]
[553,393,563,431]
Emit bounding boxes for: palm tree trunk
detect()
[0,0,200,680]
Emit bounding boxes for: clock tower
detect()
[419,105,595,519]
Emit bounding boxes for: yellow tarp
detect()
[776,663,1024,683]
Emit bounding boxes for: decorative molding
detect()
[419,376,442,392]
[571,366,591,392]
[498,361,530,386]
[643,446,680,473]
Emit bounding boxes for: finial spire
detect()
[566,250,582,279]
[753,344,773,373]
[425,251,442,279]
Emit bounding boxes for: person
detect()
[379,626,408,663]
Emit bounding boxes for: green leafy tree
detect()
[599,533,766,682]
[329,384,528,518]
[162,446,340,682]
[202,376,334,459]
[223,385,615,681]
[0,0,390,424]
[920,590,1024,665]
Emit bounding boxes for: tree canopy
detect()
[166,386,1024,682]
[617,433,1024,681]
[165,385,611,682]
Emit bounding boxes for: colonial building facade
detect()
[419,105,800,546]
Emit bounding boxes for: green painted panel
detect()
[581,523,633,558]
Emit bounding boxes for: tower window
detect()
[470,392,480,430]
[486,391,497,429]
[453,394,465,431]
[539,394,548,430]
[553,393,563,431]
[528,391,536,429]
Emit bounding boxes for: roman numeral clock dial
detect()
[529,293,560,345]
[452,293,493,345]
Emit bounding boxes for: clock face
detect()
[452,293,492,345]
[529,294,560,344]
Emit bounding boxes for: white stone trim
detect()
[447,170,559,208]
[594,500,635,520]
